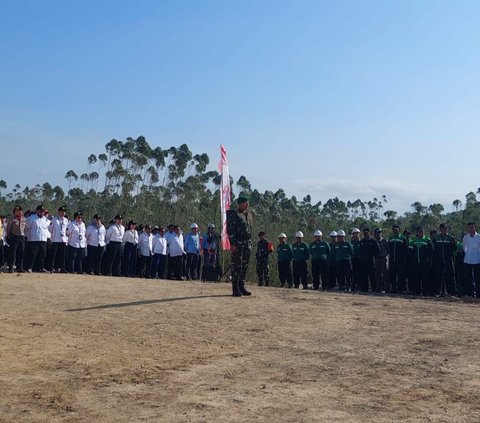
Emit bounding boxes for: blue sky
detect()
[1,0,479,213]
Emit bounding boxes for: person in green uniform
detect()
[292,231,310,289]
[328,231,337,290]
[226,195,253,297]
[432,223,457,296]
[277,233,293,288]
[350,228,361,292]
[334,230,353,291]
[410,227,433,296]
[309,230,331,290]
[388,224,407,293]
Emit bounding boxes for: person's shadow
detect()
[65,294,231,312]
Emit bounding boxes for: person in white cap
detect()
[309,230,331,290]
[350,228,361,291]
[292,231,310,289]
[276,233,293,288]
[333,229,354,291]
[328,231,337,290]
[184,223,200,280]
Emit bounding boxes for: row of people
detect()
[256,223,479,297]
[0,205,223,281]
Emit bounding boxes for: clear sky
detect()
[1,0,479,213]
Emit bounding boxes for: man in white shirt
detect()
[168,225,185,280]
[151,227,167,278]
[66,211,87,274]
[85,214,106,275]
[24,205,50,273]
[104,214,125,276]
[463,222,480,297]
[165,224,176,279]
[47,206,68,273]
[138,224,153,278]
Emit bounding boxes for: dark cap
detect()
[58,206,67,212]
[114,214,123,220]
[236,195,249,204]
[128,220,136,227]
[403,229,411,235]
[144,224,152,229]
[392,224,400,229]
[35,205,45,211]
[93,213,101,220]
[363,227,370,232]
[13,205,23,212]
[73,211,83,218]
[430,229,437,234]
[416,226,424,232]
[374,228,382,233]
[439,223,448,229]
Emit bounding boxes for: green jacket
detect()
[309,240,330,261]
[292,241,310,261]
[277,243,293,261]
[333,241,353,261]
[351,239,361,258]
[410,236,432,264]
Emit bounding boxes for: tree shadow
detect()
[65,294,231,312]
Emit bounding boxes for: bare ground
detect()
[1,273,479,423]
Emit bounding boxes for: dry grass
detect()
[1,273,479,422]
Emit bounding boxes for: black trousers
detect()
[186,252,199,279]
[389,260,406,293]
[335,259,352,290]
[411,261,430,295]
[278,259,292,287]
[104,241,123,276]
[434,259,456,295]
[311,259,329,290]
[67,246,84,273]
[48,242,67,271]
[151,254,166,278]
[359,259,376,292]
[169,255,183,279]
[24,241,47,271]
[87,245,105,275]
[463,263,480,297]
[351,257,361,291]
[122,242,137,277]
[292,260,308,288]
[328,263,337,289]
[138,254,152,278]
[7,235,25,271]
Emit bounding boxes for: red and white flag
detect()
[218,144,231,250]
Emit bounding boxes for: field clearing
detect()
[1,273,480,423]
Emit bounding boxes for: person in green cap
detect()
[226,195,253,297]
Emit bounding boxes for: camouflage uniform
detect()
[227,207,253,295]
[256,238,272,286]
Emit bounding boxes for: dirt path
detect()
[1,273,479,422]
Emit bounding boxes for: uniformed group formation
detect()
[255,223,480,298]
[0,205,222,281]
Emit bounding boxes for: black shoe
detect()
[239,288,251,296]
[232,291,242,297]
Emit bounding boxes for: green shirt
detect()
[292,241,310,261]
[309,240,331,261]
[333,241,353,261]
[277,243,293,261]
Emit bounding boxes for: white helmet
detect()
[278,233,287,239]
[295,231,304,238]
[337,229,346,237]
[314,230,322,237]
[329,231,337,237]
[190,223,198,229]
[351,228,360,234]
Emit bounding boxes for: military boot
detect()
[232,280,242,297]
[238,281,252,296]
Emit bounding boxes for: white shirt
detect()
[138,232,153,256]
[463,232,480,264]
[67,221,86,248]
[49,215,68,243]
[168,233,185,257]
[86,223,106,247]
[123,229,139,245]
[105,223,125,243]
[152,234,168,255]
[25,214,49,242]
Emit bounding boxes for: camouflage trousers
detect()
[231,242,251,285]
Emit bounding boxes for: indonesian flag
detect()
[218,145,231,250]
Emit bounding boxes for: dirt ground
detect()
[1,273,479,423]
